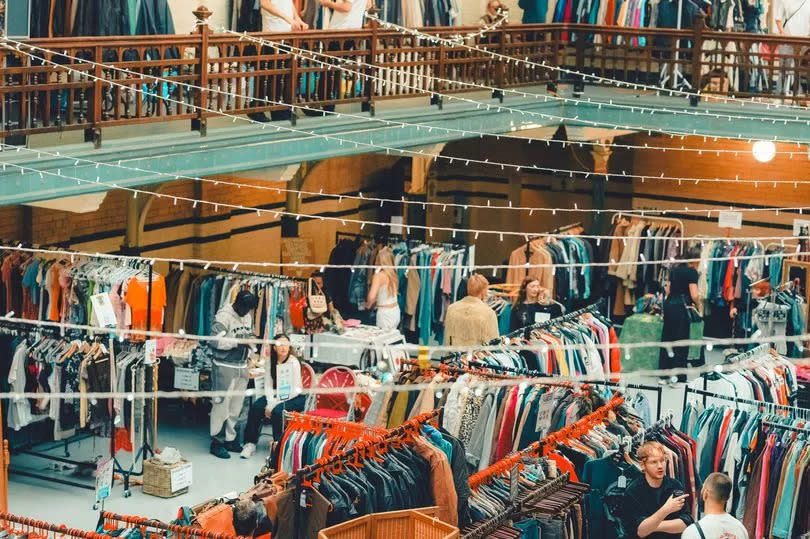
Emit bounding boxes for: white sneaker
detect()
[240,443,256,459]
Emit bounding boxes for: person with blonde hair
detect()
[366,247,400,330]
[621,441,693,538]
[443,273,499,346]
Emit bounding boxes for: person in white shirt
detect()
[262,0,308,31]
[682,473,749,539]
[319,0,372,29]
[774,0,810,94]
[240,334,305,459]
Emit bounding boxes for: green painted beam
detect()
[2,85,809,205]
[0,98,560,205]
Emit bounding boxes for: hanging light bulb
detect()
[752,140,776,163]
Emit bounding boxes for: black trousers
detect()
[244,394,307,443]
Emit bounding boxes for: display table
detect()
[303,326,406,370]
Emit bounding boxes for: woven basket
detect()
[143,458,190,498]
[317,508,458,538]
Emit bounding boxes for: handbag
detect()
[307,278,327,315]
[681,296,702,324]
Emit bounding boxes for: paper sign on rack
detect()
[170,462,193,492]
[90,293,118,328]
[95,458,114,502]
[717,211,742,229]
[174,367,200,391]
[144,339,157,365]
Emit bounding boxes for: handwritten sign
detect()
[718,211,742,230]
[95,458,114,502]
[280,238,315,278]
[170,462,193,492]
[174,367,200,391]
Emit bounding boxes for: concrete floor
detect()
[8,409,268,529]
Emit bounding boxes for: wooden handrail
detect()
[3,7,810,141]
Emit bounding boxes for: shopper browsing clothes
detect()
[621,441,693,538]
[240,334,305,459]
[366,247,401,330]
[509,277,563,332]
[209,290,260,459]
[444,273,499,346]
[682,473,748,539]
[660,245,702,383]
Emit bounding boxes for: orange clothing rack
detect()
[468,395,625,489]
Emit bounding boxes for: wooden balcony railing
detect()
[2,6,809,144]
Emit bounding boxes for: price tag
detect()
[510,464,519,502]
[618,474,627,489]
[95,458,114,502]
[418,346,430,370]
[90,293,118,328]
[718,211,742,230]
[276,361,292,400]
[534,312,551,324]
[170,462,193,492]
[144,339,157,365]
[535,391,556,434]
[174,367,200,391]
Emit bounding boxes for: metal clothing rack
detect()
[611,211,685,232]
[682,386,807,419]
[168,260,307,283]
[581,380,663,421]
[522,222,583,261]
[762,421,810,433]
[2,324,113,491]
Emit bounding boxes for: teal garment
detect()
[499,303,512,335]
[772,439,805,537]
[513,519,540,539]
[423,425,452,461]
[128,0,139,34]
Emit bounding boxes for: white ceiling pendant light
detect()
[752,140,776,163]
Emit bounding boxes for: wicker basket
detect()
[143,458,191,498]
[317,508,458,538]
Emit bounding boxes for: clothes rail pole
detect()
[168,260,307,283]
[100,511,243,539]
[683,386,807,418]
[0,512,108,539]
[581,380,663,421]
[761,421,810,433]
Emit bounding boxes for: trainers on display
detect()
[210,443,231,459]
[224,440,244,453]
[240,443,256,459]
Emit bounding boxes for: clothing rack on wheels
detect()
[292,409,442,535]
[0,320,129,492]
[112,260,158,499]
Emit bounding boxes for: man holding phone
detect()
[622,441,694,538]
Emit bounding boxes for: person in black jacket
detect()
[622,441,693,539]
[510,277,562,332]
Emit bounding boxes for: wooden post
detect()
[192,5,213,135]
[690,13,705,105]
[590,140,613,235]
